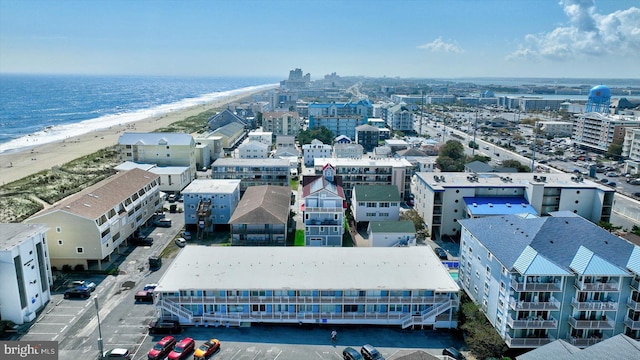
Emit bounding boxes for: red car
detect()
[148,336,176,360]
[193,339,220,359]
[167,337,194,360]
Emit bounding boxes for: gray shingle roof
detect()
[458,212,635,272]
[517,334,640,360]
[369,221,415,234]
[228,185,290,225]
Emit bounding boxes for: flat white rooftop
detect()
[182,179,241,194]
[313,157,412,167]
[156,246,459,293]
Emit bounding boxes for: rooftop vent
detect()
[541,176,547,182]
[434,175,440,182]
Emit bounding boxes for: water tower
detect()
[586,85,611,113]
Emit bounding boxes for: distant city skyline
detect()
[1,0,639,79]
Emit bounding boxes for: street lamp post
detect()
[94,296,104,360]
[531,121,539,173]
[472,109,478,156]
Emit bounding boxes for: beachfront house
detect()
[152,246,460,329]
[116,132,197,177]
[25,168,161,270]
[0,224,52,324]
[229,185,291,246]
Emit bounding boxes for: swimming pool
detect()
[449,271,459,281]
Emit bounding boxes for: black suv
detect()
[131,236,153,246]
[434,247,448,260]
[64,287,91,299]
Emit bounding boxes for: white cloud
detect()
[507,0,640,61]
[417,37,464,54]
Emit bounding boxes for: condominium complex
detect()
[622,127,640,175]
[308,100,373,139]
[261,111,300,136]
[0,224,52,324]
[572,112,640,153]
[313,157,413,201]
[210,158,290,194]
[539,121,573,137]
[412,172,614,240]
[458,212,640,349]
[116,132,197,177]
[383,104,414,132]
[25,169,162,269]
[181,179,241,235]
[153,246,460,329]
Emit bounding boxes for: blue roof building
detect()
[458,212,640,349]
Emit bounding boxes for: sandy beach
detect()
[0,89,269,185]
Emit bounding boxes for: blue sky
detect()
[1,0,638,79]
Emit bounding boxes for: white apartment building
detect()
[302,139,332,166]
[313,157,413,201]
[210,158,290,194]
[412,172,614,240]
[351,185,401,223]
[153,246,460,329]
[247,130,273,145]
[622,128,640,175]
[238,140,270,159]
[182,179,241,235]
[573,113,640,153]
[262,111,300,136]
[0,224,52,324]
[540,121,573,137]
[116,132,197,177]
[302,165,346,247]
[25,168,162,269]
[333,143,364,159]
[385,104,414,132]
[458,212,640,349]
[114,162,191,194]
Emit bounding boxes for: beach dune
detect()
[0,90,265,185]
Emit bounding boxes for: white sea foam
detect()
[0,83,277,154]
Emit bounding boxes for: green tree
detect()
[296,126,335,145]
[501,159,530,172]
[606,141,623,160]
[631,225,640,236]
[470,155,491,163]
[468,141,479,149]
[439,140,465,160]
[399,209,429,243]
[459,293,508,359]
[598,221,622,233]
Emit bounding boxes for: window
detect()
[474,286,478,295]
[76,247,84,254]
[476,271,480,279]
[251,304,266,312]
[486,266,490,275]
[366,202,376,208]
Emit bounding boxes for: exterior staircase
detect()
[401,299,454,329]
[158,298,193,323]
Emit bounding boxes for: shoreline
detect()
[0,89,269,185]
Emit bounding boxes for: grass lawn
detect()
[294,230,305,246]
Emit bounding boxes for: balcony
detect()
[505,334,554,348]
[571,298,618,311]
[631,278,640,291]
[506,315,558,329]
[574,279,620,292]
[510,278,562,292]
[628,298,640,311]
[567,335,607,348]
[568,317,614,329]
[509,297,560,311]
[624,316,640,330]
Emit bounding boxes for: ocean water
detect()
[0,74,279,154]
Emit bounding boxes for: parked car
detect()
[167,194,176,202]
[103,348,132,359]
[442,347,465,360]
[633,192,640,197]
[64,287,91,299]
[67,280,96,292]
[629,179,640,185]
[606,171,618,177]
[175,238,186,247]
[182,231,192,240]
[132,236,153,246]
[608,182,617,187]
[144,283,158,291]
[193,339,220,360]
[360,344,384,360]
[148,319,181,334]
[434,247,448,260]
[155,219,172,228]
[147,336,176,360]
[599,178,609,184]
[343,347,364,360]
[167,337,194,360]
[148,256,162,271]
[134,290,154,303]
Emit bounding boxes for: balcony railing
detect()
[574,279,620,292]
[568,317,614,329]
[506,316,558,329]
[162,294,454,305]
[509,297,560,311]
[627,298,640,311]
[631,278,640,291]
[571,298,618,311]
[505,334,554,348]
[567,335,607,347]
[303,207,343,213]
[624,316,640,330]
[510,279,562,292]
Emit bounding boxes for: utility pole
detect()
[530,121,539,173]
[95,297,104,360]
[472,108,478,156]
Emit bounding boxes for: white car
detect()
[175,238,186,247]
